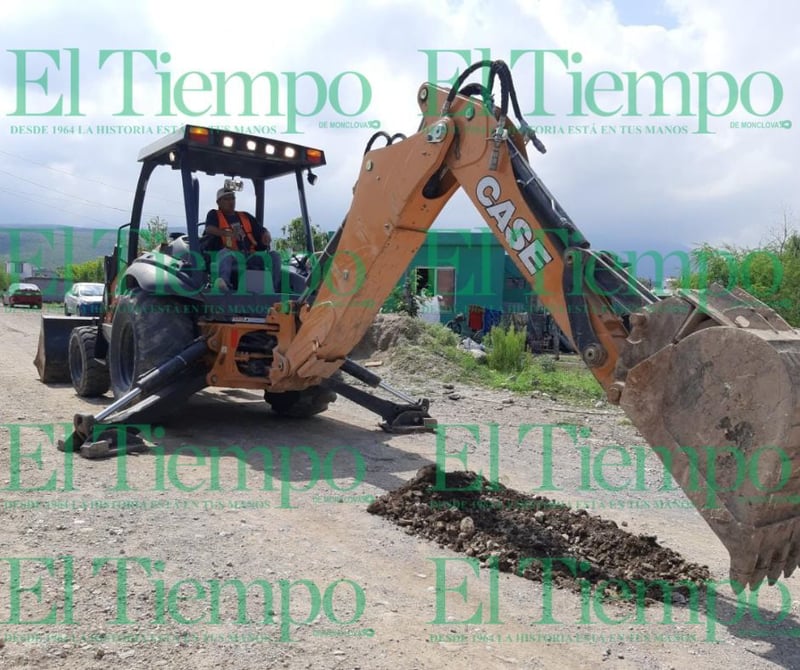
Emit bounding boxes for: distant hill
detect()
[0,224,118,271]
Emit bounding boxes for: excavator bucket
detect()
[617,284,800,589]
[34,315,95,383]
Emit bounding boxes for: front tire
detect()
[108,290,197,399]
[69,326,110,397]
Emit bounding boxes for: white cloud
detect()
[0,0,796,262]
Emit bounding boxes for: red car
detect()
[3,283,43,309]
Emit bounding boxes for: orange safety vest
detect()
[217,211,259,252]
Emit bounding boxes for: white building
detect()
[5,261,34,279]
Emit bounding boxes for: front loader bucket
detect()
[618,287,800,589]
[34,315,95,383]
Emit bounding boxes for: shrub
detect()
[382,275,423,317]
[485,325,527,373]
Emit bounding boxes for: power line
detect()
[0,168,129,213]
[0,149,182,206]
[0,171,183,223]
[0,185,113,226]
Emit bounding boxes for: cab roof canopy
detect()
[137,125,326,180]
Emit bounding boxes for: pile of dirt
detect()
[350,314,428,360]
[368,465,711,601]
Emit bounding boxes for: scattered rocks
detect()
[368,466,711,600]
[459,516,475,537]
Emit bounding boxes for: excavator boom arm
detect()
[272,62,800,590]
[275,82,648,388]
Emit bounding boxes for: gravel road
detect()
[2,306,800,669]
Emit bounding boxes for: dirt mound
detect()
[350,313,427,360]
[368,465,711,601]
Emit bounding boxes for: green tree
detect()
[0,265,9,291]
[785,233,800,258]
[688,226,800,326]
[274,217,328,254]
[688,243,739,289]
[67,258,105,283]
[139,216,169,253]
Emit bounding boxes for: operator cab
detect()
[108,125,327,320]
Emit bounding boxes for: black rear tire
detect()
[69,326,110,397]
[265,386,337,418]
[108,290,198,399]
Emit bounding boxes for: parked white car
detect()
[64,282,105,316]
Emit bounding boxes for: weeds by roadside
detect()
[385,320,604,404]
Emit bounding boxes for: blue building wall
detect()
[399,229,528,323]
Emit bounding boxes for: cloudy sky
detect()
[0,0,797,275]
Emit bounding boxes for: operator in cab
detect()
[202,187,282,292]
